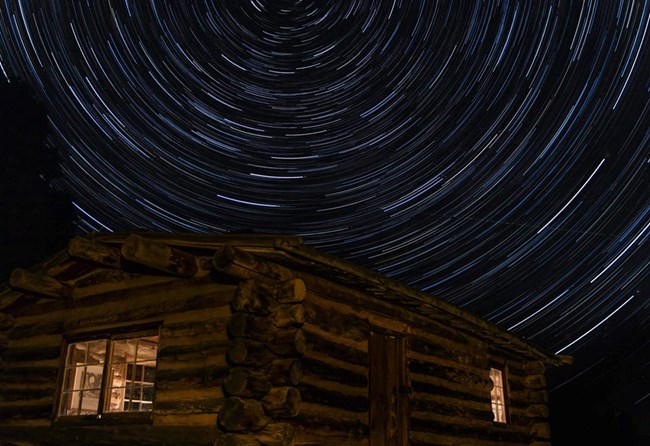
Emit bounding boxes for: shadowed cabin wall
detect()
[0,272,235,446]
[297,275,552,446]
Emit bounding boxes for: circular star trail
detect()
[1,0,648,410]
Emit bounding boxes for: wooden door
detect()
[369,331,409,446]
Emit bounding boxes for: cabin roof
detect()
[1,232,569,366]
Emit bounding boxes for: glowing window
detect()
[489,367,508,423]
[59,332,159,417]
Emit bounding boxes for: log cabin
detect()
[0,232,570,446]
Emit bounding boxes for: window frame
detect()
[488,365,509,425]
[54,323,160,425]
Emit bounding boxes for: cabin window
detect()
[489,367,508,423]
[58,331,159,417]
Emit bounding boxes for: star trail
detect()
[1,0,648,427]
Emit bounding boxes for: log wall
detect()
[295,276,554,446]
[0,241,557,446]
[0,270,234,446]
[216,278,306,446]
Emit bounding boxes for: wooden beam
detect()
[213,246,294,282]
[121,234,198,277]
[68,236,121,268]
[9,269,71,299]
[0,313,15,331]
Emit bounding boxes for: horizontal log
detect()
[409,336,481,368]
[233,280,275,315]
[530,422,551,440]
[409,354,492,390]
[523,360,545,374]
[228,339,277,367]
[524,374,546,389]
[266,331,306,357]
[121,234,198,277]
[1,423,222,445]
[0,333,8,353]
[411,375,490,405]
[411,392,493,421]
[16,282,234,333]
[9,269,71,299]
[0,398,53,420]
[412,410,534,443]
[155,387,224,403]
[2,344,61,362]
[410,429,531,446]
[156,355,230,385]
[262,387,301,418]
[293,403,368,439]
[154,397,224,416]
[218,397,270,432]
[267,305,304,328]
[299,380,368,413]
[159,321,230,345]
[0,383,55,402]
[302,323,368,366]
[509,388,548,403]
[302,354,367,388]
[233,280,305,313]
[6,333,62,349]
[163,305,232,327]
[410,410,499,431]
[68,236,121,268]
[213,246,294,283]
[158,337,230,358]
[214,423,295,446]
[224,368,272,398]
[0,364,59,384]
[412,411,534,435]
[411,369,491,396]
[526,404,549,418]
[303,301,369,343]
[294,430,367,446]
[263,359,303,387]
[262,279,306,304]
[0,312,15,331]
[153,413,220,427]
[228,313,274,340]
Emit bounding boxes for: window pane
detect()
[489,367,507,423]
[105,334,159,413]
[59,340,107,416]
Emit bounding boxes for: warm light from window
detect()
[489,367,507,423]
[59,333,159,417]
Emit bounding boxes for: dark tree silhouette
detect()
[0,79,75,281]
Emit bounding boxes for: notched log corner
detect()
[218,397,270,432]
[68,236,121,268]
[9,268,72,299]
[121,234,198,277]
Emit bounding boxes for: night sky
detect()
[1,0,648,440]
